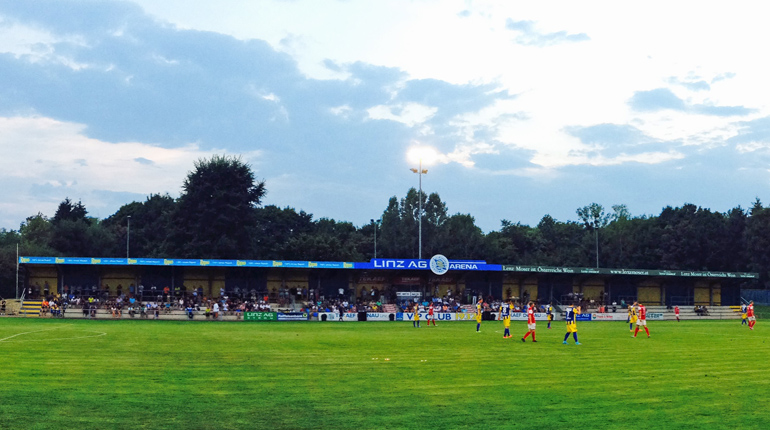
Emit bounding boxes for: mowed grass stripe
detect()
[0,318,767,429]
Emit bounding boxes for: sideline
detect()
[0,324,71,343]
[3,330,107,342]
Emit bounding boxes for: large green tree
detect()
[102,194,176,258]
[164,155,266,259]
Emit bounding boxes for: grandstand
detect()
[5,256,755,322]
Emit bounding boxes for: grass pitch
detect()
[0,318,767,429]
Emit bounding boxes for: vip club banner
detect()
[243,312,277,321]
[398,312,456,321]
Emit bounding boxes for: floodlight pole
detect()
[418,159,422,260]
[410,161,428,259]
[371,218,378,259]
[127,215,131,259]
[16,243,19,299]
[595,227,599,268]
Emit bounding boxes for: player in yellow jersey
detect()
[475,299,484,332]
[546,302,554,329]
[563,304,581,345]
[499,301,511,338]
[628,303,637,332]
[413,304,421,328]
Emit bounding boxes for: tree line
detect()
[1,155,769,297]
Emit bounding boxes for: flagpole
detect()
[16,243,20,299]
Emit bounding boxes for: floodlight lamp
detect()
[407,146,438,165]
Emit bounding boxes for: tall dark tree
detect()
[252,205,313,259]
[0,229,22,298]
[52,198,90,225]
[48,199,113,256]
[165,155,266,259]
[577,203,610,268]
[433,213,485,260]
[379,196,406,258]
[745,199,770,286]
[536,215,586,266]
[103,194,176,258]
[283,218,365,261]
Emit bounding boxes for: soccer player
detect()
[563,304,581,345]
[522,301,537,342]
[628,303,638,332]
[500,301,511,338]
[546,302,554,329]
[674,305,680,322]
[633,302,650,338]
[741,303,748,325]
[413,304,421,328]
[427,303,437,326]
[475,299,484,332]
[747,301,756,330]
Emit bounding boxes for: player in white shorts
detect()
[522,301,537,342]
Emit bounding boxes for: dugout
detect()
[16,256,758,307]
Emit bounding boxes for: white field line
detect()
[0,324,71,343]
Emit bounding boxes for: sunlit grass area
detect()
[0,318,768,429]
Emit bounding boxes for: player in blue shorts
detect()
[563,304,581,345]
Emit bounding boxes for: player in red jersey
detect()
[427,303,437,326]
[747,301,756,330]
[633,302,650,338]
[674,305,680,322]
[521,301,537,342]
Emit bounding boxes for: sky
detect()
[2,0,770,233]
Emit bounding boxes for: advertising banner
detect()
[396,292,422,297]
[19,256,760,279]
[317,312,340,321]
[590,313,628,321]
[276,312,309,321]
[401,312,455,321]
[489,312,550,321]
[244,312,277,321]
[318,312,395,321]
[647,313,665,321]
[576,314,593,322]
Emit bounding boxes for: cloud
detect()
[691,104,754,116]
[563,123,685,166]
[668,77,710,91]
[505,19,589,46]
[0,1,519,231]
[628,88,687,112]
[711,72,736,83]
[0,115,253,226]
[629,88,754,117]
[728,116,770,148]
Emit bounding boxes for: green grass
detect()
[0,318,768,430]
